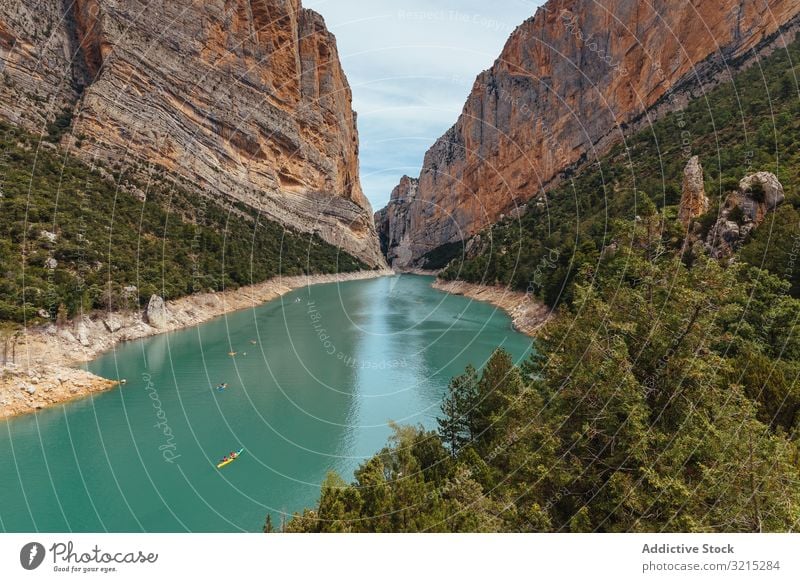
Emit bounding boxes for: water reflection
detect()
[0,276,530,531]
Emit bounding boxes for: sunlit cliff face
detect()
[377,0,800,267]
[0,0,385,267]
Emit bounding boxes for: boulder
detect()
[739,172,785,211]
[678,156,709,228]
[76,323,91,347]
[145,295,168,328]
[103,315,123,333]
[706,172,785,259]
[57,329,76,344]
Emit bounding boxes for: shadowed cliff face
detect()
[375,175,420,266]
[377,0,800,269]
[0,0,384,267]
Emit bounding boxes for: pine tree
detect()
[438,365,478,455]
[471,349,524,451]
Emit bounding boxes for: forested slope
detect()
[0,122,367,324]
[283,33,800,535]
[438,37,800,306]
[287,215,800,532]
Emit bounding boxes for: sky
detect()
[304,0,544,211]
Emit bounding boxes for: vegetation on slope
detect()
[440,36,800,306]
[0,122,367,324]
[284,41,800,532]
[285,213,800,532]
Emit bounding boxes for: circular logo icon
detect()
[19,542,46,570]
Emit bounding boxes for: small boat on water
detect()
[215,383,228,391]
[217,448,244,469]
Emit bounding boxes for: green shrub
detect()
[728,205,746,225]
[745,180,766,203]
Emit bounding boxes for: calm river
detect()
[0,275,531,531]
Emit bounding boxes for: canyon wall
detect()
[375,175,419,266]
[378,0,800,268]
[0,0,384,266]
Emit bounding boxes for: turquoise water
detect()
[0,275,531,532]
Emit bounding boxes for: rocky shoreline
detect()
[0,270,392,420]
[431,279,551,337]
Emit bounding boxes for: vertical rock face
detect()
[0,0,384,267]
[379,0,800,267]
[374,175,419,268]
[678,156,709,229]
[0,2,82,128]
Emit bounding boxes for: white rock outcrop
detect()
[145,295,168,328]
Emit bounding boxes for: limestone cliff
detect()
[378,0,800,268]
[374,175,419,267]
[0,0,384,267]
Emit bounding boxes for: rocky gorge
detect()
[376,0,800,268]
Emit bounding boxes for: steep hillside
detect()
[0,121,367,324]
[0,0,384,266]
[377,0,800,268]
[440,34,800,305]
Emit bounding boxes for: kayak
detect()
[216,448,244,469]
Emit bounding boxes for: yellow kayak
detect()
[216,448,244,469]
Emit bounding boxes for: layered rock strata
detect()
[377,0,800,267]
[0,0,384,266]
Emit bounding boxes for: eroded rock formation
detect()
[378,0,800,268]
[0,0,384,266]
[679,156,709,229]
[706,172,785,259]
